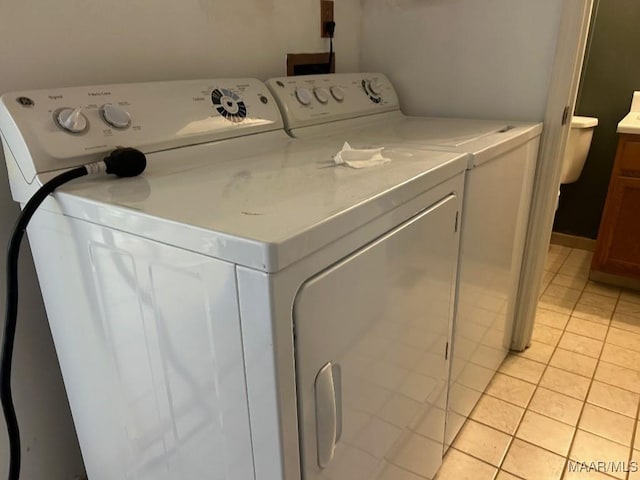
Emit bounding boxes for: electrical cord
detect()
[326,21,336,74]
[1,147,146,480]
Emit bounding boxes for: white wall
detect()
[0,1,362,478]
[361,0,563,121]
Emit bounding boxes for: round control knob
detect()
[313,87,330,104]
[295,87,313,106]
[330,86,345,102]
[55,107,88,134]
[100,103,131,129]
[367,79,383,96]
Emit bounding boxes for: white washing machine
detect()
[266,73,543,448]
[0,79,468,479]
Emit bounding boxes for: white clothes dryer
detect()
[0,79,467,479]
[267,73,542,449]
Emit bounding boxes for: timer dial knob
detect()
[55,107,88,134]
[295,87,313,106]
[330,86,345,102]
[367,79,383,96]
[100,103,131,129]
[211,88,247,123]
[313,87,330,104]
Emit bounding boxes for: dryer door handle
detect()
[315,362,341,468]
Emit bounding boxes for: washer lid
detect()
[292,114,542,168]
[52,131,467,272]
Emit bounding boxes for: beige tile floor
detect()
[436,245,640,480]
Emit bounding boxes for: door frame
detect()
[511,0,595,351]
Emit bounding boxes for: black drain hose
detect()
[1,147,146,479]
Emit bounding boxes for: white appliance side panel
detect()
[445,138,539,447]
[508,138,539,340]
[26,210,254,480]
[294,194,460,480]
[234,268,300,480]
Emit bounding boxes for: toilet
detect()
[560,115,598,184]
[555,115,598,211]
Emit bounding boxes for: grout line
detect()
[500,249,592,479]
[614,288,637,480]
[559,269,624,480]
[498,251,586,478]
[495,247,579,478]
[445,445,502,475]
[628,399,640,480]
[448,247,640,480]
[534,247,635,479]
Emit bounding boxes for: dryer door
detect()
[293,193,459,480]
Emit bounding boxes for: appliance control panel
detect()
[0,79,283,182]
[266,73,399,130]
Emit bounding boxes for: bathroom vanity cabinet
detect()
[592,134,640,281]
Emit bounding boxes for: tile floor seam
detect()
[624,317,640,480]
[441,247,640,480]
[584,390,640,420]
[498,470,525,480]
[562,287,626,479]
[514,420,574,457]
[541,267,562,297]
[549,345,601,378]
[500,293,574,477]
[460,367,526,476]
[500,438,567,479]
[563,368,599,468]
[433,447,500,479]
[556,248,600,479]
[447,445,504,472]
[589,360,640,397]
[502,250,593,479]
[483,367,619,428]
[546,248,632,479]
[391,458,434,479]
[489,387,579,428]
[482,381,536,409]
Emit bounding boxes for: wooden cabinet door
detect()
[618,134,640,177]
[592,176,640,277]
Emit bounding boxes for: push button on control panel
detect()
[330,86,344,102]
[295,87,313,106]
[99,104,131,129]
[313,87,330,104]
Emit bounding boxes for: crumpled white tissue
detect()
[333,142,391,169]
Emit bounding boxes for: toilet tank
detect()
[560,115,598,184]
